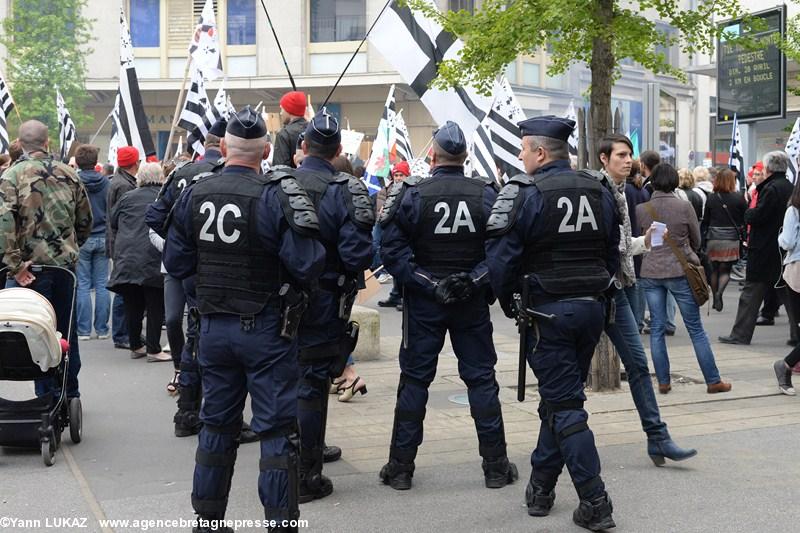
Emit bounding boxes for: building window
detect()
[227,0,255,45]
[505,61,517,84]
[545,72,565,90]
[522,62,540,87]
[448,0,474,12]
[130,0,161,47]
[310,0,366,43]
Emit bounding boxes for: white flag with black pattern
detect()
[118,9,156,160]
[785,117,800,184]
[56,88,76,162]
[728,113,744,190]
[178,66,220,156]
[0,69,15,118]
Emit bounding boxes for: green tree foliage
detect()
[0,0,94,149]
[408,0,754,167]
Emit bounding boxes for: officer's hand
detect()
[434,274,466,305]
[452,273,475,301]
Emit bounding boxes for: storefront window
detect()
[659,90,677,166]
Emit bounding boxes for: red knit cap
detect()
[392,161,410,176]
[280,91,307,117]
[117,146,139,167]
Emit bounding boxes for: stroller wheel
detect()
[41,439,56,466]
[69,398,82,444]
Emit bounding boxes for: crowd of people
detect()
[1,93,800,532]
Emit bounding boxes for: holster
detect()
[328,321,360,378]
[337,275,358,321]
[279,284,308,340]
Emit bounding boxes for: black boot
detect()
[525,476,556,516]
[573,492,615,531]
[174,409,202,437]
[239,421,259,444]
[323,443,342,463]
[379,458,415,490]
[298,448,333,503]
[481,456,519,489]
[193,517,233,533]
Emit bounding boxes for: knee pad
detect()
[259,424,300,522]
[192,422,242,519]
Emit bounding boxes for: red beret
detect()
[117,146,139,167]
[392,161,410,177]
[146,154,159,163]
[280,91,307,117]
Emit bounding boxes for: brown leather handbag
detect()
[645,203,710,306]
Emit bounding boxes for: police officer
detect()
[378,121,518,491]
[146,118,227,439]
[164,107,325,533]
[485,116,620,531]
[290,109,374,502]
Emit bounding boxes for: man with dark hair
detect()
[0,120,93,399]
[102,163,115,177]
[273,90,309,168]
[639,150,660,191]
[378,121,518,493]
[107,145,140,350]
[486,116,619,530]
[75,144,111,341]
[291,109,374,503]
[720,151,795,345]
[165,107,325,533]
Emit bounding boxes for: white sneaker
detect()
[377,272,393,284]
[97,334,110,340]
[78,335,91,341]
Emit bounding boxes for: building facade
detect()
[0,0,758,169]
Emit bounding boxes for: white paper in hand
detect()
[651,222,667,247]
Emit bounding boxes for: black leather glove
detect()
[499,296,515,319]
[434,273,475,305]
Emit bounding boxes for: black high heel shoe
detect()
[337,376,368,402]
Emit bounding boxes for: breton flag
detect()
[118,9,156,160]
[0,69,15,154]
[389,110,412,162]
[785,117,800,184]
[188,0,223,80]
[108,93,123,165]
[178,67,220,156]
[468,77,526,183]
[363,86,397,195]
[212,80,235,119]
[564,100,579,156]
[176,135,184,157]
[56,88,77,162]
[368,0,492,141]
[728,113,744,190]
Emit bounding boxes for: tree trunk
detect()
[588,0,620,391]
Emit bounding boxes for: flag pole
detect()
[321,0,393,108]
[259,0,296,90]
[164,55,193,162]
[89,109,114,145]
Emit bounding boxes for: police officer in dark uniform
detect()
[164,108,325,533]
[378,121,519,491]
[146,118,227,439]
[290,109,374,503]
[485,116,620,531]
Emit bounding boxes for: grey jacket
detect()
[636,191,701,279]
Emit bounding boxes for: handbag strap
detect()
[644,202,694,273]
[714,193,743,234]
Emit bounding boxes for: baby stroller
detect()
[0,265,82,466]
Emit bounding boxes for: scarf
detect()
[602,169,636,288]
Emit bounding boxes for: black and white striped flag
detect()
[368,0,492,141]
[56,89,76,162]
[785,117,800,184]
[468,77,526,183]
[108,93,123,165]
[728,113,744,190]
[178,67,220,156]
[118,9,156,160]
[390,110,412,161]
[565,100,579,156]
[0,107,9,155]
[0,69,15,117]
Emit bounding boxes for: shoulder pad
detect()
[578,169,610,189]
[266,168,296,183]
[405,175,423,186]
[486,182,523,237]
[473,174,501,193]
[192,171,217,183]
[379,179,413,227]
[333,172,375,230]
[507,173,535,186]
[276,176,320,236]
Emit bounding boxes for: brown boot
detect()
[706,381,732,394]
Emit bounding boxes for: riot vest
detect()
[522,168,611,296]
[163,157,224,201]
[191,169,280,315]
[413,175,490,277]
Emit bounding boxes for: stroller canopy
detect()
[0,288,62,371]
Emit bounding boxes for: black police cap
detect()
[227,106,267,139]
[208,117,228,138]
[304,108,341,146]
[517,115,576,143]
[433,121,466,155]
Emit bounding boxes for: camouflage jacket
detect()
[0,154,93,273]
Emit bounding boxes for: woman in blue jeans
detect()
[635,163,731,394]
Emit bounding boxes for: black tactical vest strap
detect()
[192,171,281,315]
[486,173,535,237]
[413,175,488,277]
[269,169,320,237]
